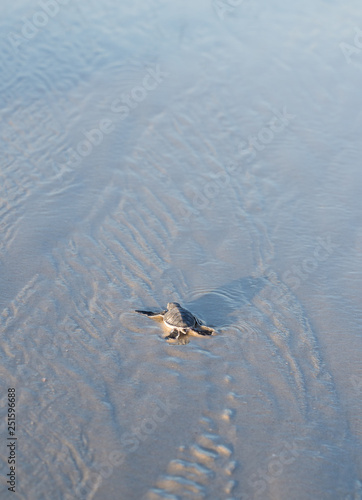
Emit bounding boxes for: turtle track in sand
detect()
[144,401,239,500]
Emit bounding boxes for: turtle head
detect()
[167,302,180,309]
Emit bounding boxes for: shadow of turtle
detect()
[185,275,267,330]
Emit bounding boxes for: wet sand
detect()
[0,0,361,498]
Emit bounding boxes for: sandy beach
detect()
[1,0,361,498]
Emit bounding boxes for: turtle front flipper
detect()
[135,310,166,318]
[193,325,217,336]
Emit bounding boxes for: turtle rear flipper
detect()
[165,329,180,340]
[165,330,190,345]
[175,335,190,345]
[135,310,165,318]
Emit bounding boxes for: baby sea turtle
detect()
[135,302,216,342]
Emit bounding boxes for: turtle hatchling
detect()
[135,302,216,343]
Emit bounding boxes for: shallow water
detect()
[1,0,361,499]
